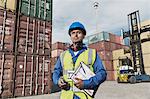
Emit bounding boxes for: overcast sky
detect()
[52,0,150,43]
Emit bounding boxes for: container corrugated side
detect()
[106,70,115,81]
[14,54,51,96]
[0,0,16,11]
[98,51,113,61]
[51,49,64,58]
[112,49,131,60]
[84,31,110,45]
[102,60,114,71]
[143,53,150,68]
[0,9,15,52]
[20,0,52,21]
[0,52,14,97]
[141,41,150,54]
[16,15,51,55]
[52,42,70,50]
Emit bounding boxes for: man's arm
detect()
[52,57,62,85]
[82,52,107,89]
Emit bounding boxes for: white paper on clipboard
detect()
[70,62,95,96]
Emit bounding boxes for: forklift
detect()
[117,11,150,84]
[117,56,135,83]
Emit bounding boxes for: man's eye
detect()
[71,32,75,34]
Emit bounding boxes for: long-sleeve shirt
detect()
[52,47,107,90]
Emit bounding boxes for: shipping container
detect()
[0,9,15,52]
[52,42,70,51]
[143,53,150,68]
[0,52,14,97]
[89,40,127,52]
[51,49,64,58]
[109,33,123,44]
[106,70,115,81]
[112,49,131,60]
[0,0,52,98]
[145,67,150,75]
[102,60,114,71]
[14,54,51,96]
[0,0,16,11]
[84,31,124,45]
[98,51,113,61]
[15,15,51,55]
[88,41,110,51]
[0,53,52,97]
[141,41,150,54]
[140,31,150,41]
[20,0,52,21]
[141,20,150,27]
[84,31,110,45]
[0,0,52,21]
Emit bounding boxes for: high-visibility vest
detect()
[60,48,96,99]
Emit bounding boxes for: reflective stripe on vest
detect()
[60,48,96,99]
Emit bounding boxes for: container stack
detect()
[51,42,70,72]
[87,32,128,81]
[0,0,52,98]
[141,20,150,75]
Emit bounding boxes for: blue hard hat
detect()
[68,22,86,35]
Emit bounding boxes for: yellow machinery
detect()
[117,11,150,84]
[117,57,135,83]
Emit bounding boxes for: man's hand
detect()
[74,77,83,89]
[58,77,70,90]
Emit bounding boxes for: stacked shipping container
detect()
[84,31,124,45]
[51,42,70,71]
[0,0,52,98]
[88,38,129,81]
[0,8,16,97]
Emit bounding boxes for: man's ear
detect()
[83,34,85,39]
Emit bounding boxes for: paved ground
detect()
[11,81,150,99]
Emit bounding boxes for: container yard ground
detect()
[12,81,150,99]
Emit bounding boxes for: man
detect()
[52,22,107,99]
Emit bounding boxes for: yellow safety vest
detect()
[60,48,96,99]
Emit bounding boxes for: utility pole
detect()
[93,1,99,33]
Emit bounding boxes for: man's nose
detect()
[75,33,78,37]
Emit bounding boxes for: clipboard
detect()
[70,61,95,96]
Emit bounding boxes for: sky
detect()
[52,0,150,43]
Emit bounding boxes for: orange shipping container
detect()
[89,41,110,51]
[109,33,122,44]
[98,51,113,61]
[52,42,70,50]
[0,9,15,52]
[51,49,64,58]
[106,70,115,81]
[16,15,51,55]
[14,54,51,96]
[89,41,126,52]
[0,52,14,97]
[102,61,114,71]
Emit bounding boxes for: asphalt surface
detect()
[11,81,150,99]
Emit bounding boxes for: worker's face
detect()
[70,29,85,43]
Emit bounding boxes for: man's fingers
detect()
[75,77,81,80]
